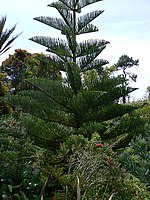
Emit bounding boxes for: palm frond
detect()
[0,16,6,35]
[0,16,21,55]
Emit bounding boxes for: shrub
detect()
[0,116,42,199]
[54,135,150,199]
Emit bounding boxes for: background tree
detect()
[1,49,32,94]
[114,55,139,103]
[30,53,62,80]
[1,49,62,94]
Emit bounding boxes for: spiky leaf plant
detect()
[0,16,21,55]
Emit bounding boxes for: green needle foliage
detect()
[8,0,140,150]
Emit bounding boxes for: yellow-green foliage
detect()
[0,73,13,115]
[0,73,9,96]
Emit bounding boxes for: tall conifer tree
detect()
[9,0,139,149]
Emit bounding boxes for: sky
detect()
[0,0,150,100]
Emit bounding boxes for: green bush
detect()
[0,116,42,199]
[53,135,150,199]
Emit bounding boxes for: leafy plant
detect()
[0,179,29,200]
[54,136,150,199]
[0,116,43,199]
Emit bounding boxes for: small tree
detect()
[1,49,32,94]
[114,55,139,103]
[1,49,62,94]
